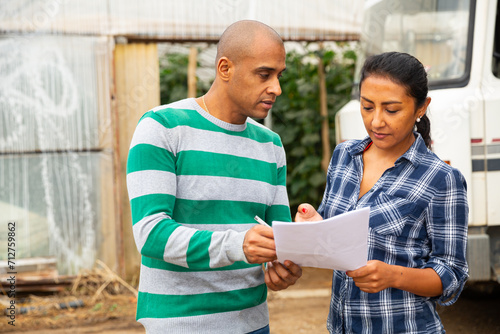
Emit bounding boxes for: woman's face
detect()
[360,75,429,155]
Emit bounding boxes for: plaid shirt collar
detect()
[347,132,427,168]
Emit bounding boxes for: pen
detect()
[254,215,271,228]
[254,216,272,270]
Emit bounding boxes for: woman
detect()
[296,52,468,333]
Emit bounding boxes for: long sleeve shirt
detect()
[126,98,291,333]
[318,134,468,334]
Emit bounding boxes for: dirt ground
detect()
[3,268,500,334]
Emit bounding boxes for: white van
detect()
[335,0,500,283]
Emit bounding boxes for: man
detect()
[126,20,302,334]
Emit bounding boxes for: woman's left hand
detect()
[346,260,397,293]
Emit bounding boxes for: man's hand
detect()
[294,203,323,222]
[264,260,302,291]
[243,225,277,264]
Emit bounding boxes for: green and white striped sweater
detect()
[126,98,291,333]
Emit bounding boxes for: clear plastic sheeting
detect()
[0,35,110,152]
[0,35,113,275]
[0,152,111,275]
[0,0,363,41]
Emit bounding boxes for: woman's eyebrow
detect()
[361,96,402,105]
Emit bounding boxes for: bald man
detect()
[126,20,302,334]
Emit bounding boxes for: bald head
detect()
[216,20,284,65]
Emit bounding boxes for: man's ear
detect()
[217,57,232,82]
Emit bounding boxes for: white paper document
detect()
[272,207,370,271]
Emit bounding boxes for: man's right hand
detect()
[294,203,323,222]
[242,225,276,264]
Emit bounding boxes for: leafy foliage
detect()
[158,43,357,214]
[159,52,210,104]
[272,44,357,212]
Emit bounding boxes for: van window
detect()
[357,0,473,90]
[493,1,500,78]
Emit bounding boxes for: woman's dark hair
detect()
[359,52,431,148]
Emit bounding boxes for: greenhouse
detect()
[0,0,362,279]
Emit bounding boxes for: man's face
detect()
[226,36,286,124]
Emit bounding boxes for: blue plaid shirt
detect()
[318,134,468,334]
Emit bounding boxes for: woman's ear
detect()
[418,97,432,118]
[423,97,431,114]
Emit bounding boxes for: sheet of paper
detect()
[272,207,370,271]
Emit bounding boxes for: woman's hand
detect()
[346,260,397,293]
[294,203,323,222]
[346,260,443,296]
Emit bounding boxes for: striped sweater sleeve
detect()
[265,144,290,224]
[126,112,248,270]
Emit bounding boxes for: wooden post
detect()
[113,42,160,279]
[187,47,198,98]
[318,52,331,173]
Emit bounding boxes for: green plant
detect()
[272,44,356,213]
[158,43,357,214]
[159,51,210,104]
[92,303,102,311]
